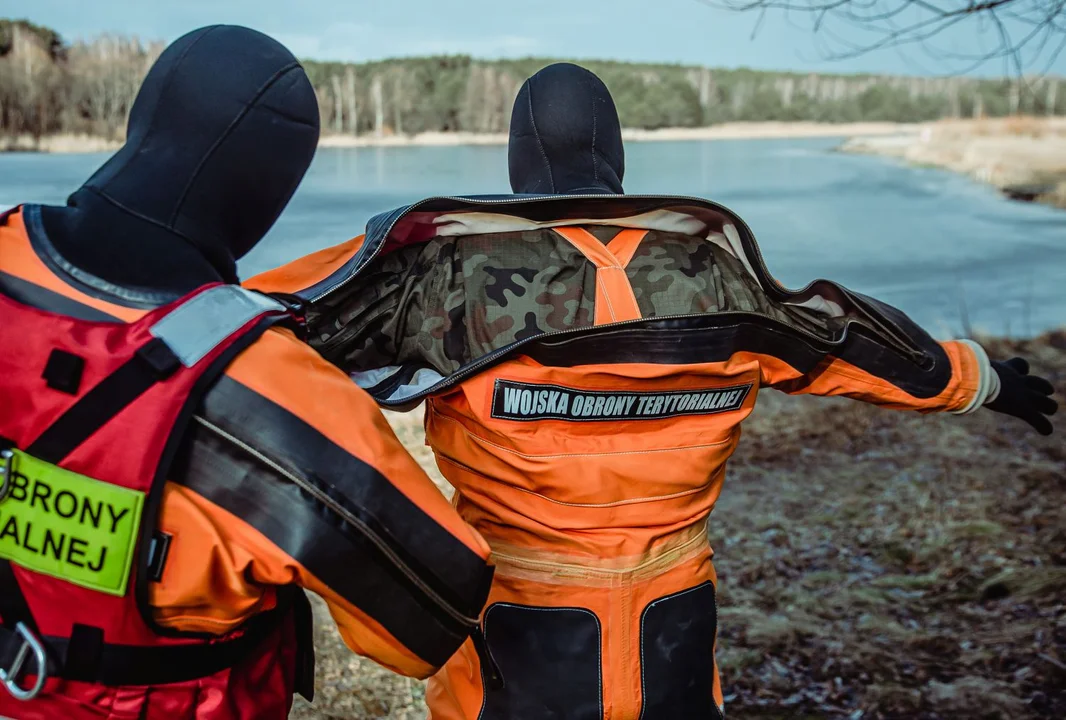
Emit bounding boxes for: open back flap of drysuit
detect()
[286,195,950,406]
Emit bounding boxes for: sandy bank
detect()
[623,121,911,142]
[841,117,1066,209]
[3,122,913,154]
[317,121,911,148]
[1,133,122,154]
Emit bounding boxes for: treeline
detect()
[0,20,163,139]
[306,58,1066,135]
[2,18,1064,142]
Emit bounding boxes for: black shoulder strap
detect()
[27,338,181,464]
[27,285,289,465]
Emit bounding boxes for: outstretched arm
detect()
[756,302,1057,435]
[761,337,997,414]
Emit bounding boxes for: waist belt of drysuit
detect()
[0,285,315,699]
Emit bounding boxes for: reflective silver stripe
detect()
[150,286,284,367]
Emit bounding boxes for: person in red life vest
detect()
[0,25,494,720]
[248,63,1057,720]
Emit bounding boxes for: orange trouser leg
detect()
[426,525,725,720]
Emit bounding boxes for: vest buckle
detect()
[0,622,48,701]
[0,448,14,503]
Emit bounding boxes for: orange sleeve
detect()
[153,327,492,677]
[244,234,365,295]
[757,339,997,414]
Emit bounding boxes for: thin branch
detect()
[700,0,1066,75]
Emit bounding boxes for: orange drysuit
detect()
[0,205,494,719]
[250,194,999,720]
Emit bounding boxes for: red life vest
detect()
[0,282,299,702]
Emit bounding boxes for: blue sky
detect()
[10,0,1065,76]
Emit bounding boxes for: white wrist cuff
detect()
[954,340,1000,414]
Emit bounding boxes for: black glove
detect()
[986,357,1058,436]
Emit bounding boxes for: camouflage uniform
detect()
[310,226,833,374]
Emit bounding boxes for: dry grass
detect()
[965,116,1064,140]
[842,117,1066,209]
[294,331,1066,719]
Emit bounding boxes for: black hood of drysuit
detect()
[39,25,320,295]
[508,63,625,196]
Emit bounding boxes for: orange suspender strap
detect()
[553,226,649,325]
[605,227,648,267]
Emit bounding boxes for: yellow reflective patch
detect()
[0,450,144,596]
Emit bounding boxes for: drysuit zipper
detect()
[365,310,837,407]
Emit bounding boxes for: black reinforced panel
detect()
[639,582,723,720]
[479,603,603,720]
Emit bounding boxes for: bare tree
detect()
[329,74,343,133]
[68,35,162,139]
[701,1,1066,74]
[1,23,63,141]
[392,72,404,135]
[371,75,384,138]
[345,66,358,134]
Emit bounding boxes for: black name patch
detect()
[490,380,752,422]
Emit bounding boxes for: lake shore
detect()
[319,121,910,147]
[2,121,912,154]
[1,133,124,154]
[841,117,1066,210]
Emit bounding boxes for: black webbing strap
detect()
[27,338,181,464]
[0,560,36,634]
[0,610,281,687]
[290,589,316,702]
[0,433,39,636]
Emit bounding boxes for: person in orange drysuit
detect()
[248,63,1057,720]
[0,26,493,720]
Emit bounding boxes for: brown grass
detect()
[293,331,1066,719]
[843,117,1066,209]
[966,116,1062,140]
